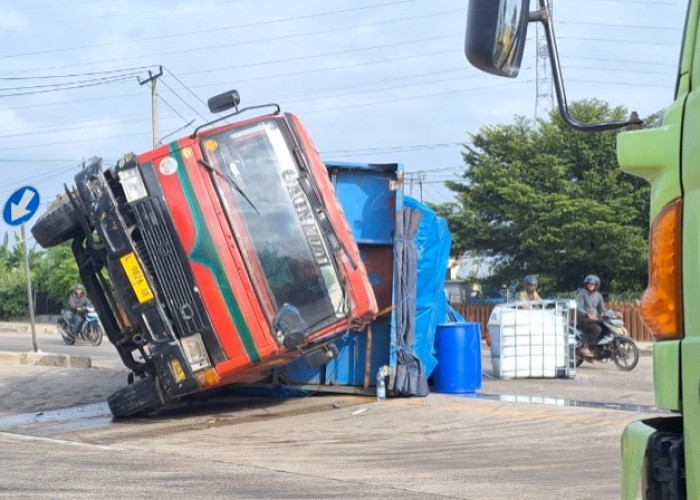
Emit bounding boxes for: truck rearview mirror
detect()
[208,90,241,114]
[465,0,530,78]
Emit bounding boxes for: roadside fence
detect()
[450,301,652,342]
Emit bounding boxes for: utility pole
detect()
[139,66,164,148]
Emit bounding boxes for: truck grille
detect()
[132,198,208,337]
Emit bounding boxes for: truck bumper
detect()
[621,420,657,499]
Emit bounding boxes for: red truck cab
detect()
[32,92,377,416]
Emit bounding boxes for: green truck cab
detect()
[465,1,698,497]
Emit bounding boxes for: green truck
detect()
[465,1,697,498]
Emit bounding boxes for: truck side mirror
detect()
[465,0,530,78]
[208,90,241,114]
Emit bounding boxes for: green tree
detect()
[34,242,79,306]
[438,99,651,294]
[0,234,78,319]
[0,232,41,319]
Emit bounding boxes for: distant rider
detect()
[576,275,606,359]
[67,284,89,335]
[517,275,542,302]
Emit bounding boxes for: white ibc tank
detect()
[488,300,574,379]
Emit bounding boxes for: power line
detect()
[556,20,681,31]
[0,80,525,153]
[0,69,476,139]
[179,33,461,78]
[0,66,156,80]
[285,72,482,105]
[0,158,75,162]
[0,8,460,78]
[300,80,531,115]
[0,0,420,60]
[0,72,141,92]
[126,9,462,74]
[559,36,679,46]
[0,49,457,113]
[1,0,241,27]
[323,144,462,155]
[157,94,191,124]
[567,78,673,89]
[160,78,208,121]
[162,68,209,116]
[6,0,111,12]
[568,55,676,67]
[563,65,670,76]
[0,74,136,97]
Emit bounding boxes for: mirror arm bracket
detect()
[530,0,642,132]
[190,103,281,138]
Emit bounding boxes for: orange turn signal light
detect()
[195,368,221,388]
[639,199,682,340]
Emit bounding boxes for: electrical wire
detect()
[0,74,136,97]
[556,20,681,31]
[559,36,679,46]
[0,0,421,60]
[0,72,141,92]
[179,33,462,77]
[0,66,157,81]
[162,68,209,116]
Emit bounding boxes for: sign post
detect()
[20,224,37,352]
[3,186,40,352]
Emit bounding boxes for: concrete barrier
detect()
[0,351,91,368]
[0,322,57,334]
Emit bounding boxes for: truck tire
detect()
[30,193,82,248]
[644,432,685,500]
[107,377,163,418]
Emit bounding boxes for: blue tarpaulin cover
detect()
[403,197,451,378]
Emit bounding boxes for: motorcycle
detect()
[56,305,104,346]
[575,310,639,370]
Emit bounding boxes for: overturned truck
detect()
[32,91,378,417]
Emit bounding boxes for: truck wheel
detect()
[30,193,82,248]
[644,432,685,499]
[107,377,163,418]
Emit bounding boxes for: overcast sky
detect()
[0,0,688,241]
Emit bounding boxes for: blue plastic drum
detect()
[433,322,482,393]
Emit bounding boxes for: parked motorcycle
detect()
[575,310,639,370]
[56,305,104,346]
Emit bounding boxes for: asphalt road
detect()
[0,326,656,499]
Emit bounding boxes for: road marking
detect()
[0,431,116,450]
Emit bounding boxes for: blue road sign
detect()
[3,186,40,226]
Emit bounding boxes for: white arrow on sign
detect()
[10,189,37,222]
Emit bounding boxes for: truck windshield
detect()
[201,120,346,329]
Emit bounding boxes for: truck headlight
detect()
[118,167,148,202]
[180,334,211,371]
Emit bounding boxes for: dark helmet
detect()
[584,274,601,287]
[523,275,538,287]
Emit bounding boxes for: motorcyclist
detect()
[67,284,89,335]
[575,274,606,359]
[517,275,542,302]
